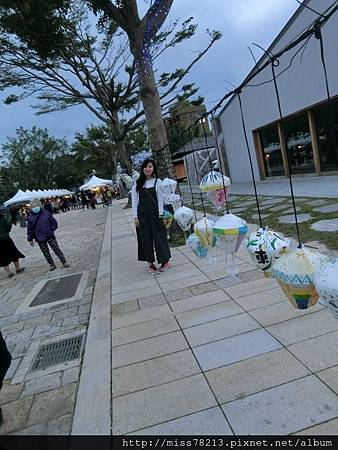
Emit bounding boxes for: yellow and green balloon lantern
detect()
[272,246,329,310]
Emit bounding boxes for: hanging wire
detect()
[314,22,338,170]
[270,59,302,247]
[211,112,230,213]
[236,90,263,228]
[180,132,198,222]
[189,128,207,217]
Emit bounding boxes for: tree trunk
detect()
[131,42,175,179]
[110,115,132,175]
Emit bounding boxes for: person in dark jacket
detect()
[0,331,12,426]
[27,199,69,271]
[0,211,25,278]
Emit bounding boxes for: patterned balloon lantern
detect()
[245,227,291,278]
[199,171,231,192]
[313,259,338,320]
[272,246,329,310]
[212,213,248,254]
[132,171,139,181]
[194,216,216,249]
[174,206,194,232]
[207,188,227,210]
[163,210,173,229]
[162,178,180,205]
[187,233,208,258]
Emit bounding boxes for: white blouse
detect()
[131,178,164,218]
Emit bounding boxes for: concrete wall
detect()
[219,0,338,182]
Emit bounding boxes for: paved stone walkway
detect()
[112,203,338,436]
[0,207,107,435]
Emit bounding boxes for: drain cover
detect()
[29,273,82,307]
[31,336,83,371]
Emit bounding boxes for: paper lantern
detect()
[132,171,139,181]
[207,188,228,210]
[272,246,330,310]
[199,171,231,192]
[194,216,216,249]
[187,233,208,258]
[162,178,177,195]
[164,193,181,205]
[212,213,248,254]
[174,206,194,232]
[163,210,173,229]
[313,259,338,320]
[245,227,291,278]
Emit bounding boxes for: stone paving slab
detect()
[288,330,338,372]
[169,290,230,314]
[266,309,338,346]
[193,329,282,371]
[112,331,188,369]
[112,349,201,397]
[222,376,338,435]
[129,407,233,436]
[183,313,259,348]
[113,315,179,347]
[113,374,217,435]
[206,348,310,404]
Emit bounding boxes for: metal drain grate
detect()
[31,336,83,371]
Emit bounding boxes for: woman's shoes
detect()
[7,273,14,278]
[49,265,56,272]
[159,262,170,272]
[16,268,25,274]
[148,264,158,274]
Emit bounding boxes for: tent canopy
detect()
[80,175,113,191]
[4,189,33,207]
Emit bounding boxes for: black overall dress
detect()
[136,179,171,264]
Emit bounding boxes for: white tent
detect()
[80,175,113,191]
[4,189,34,207]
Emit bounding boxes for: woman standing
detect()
[132,159,171,274]
[0,330,12,426]
[27,199,69,271]
[0,211,25,278]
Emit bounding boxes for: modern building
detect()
[217,0,338,183]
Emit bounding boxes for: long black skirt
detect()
[0,238,25,267]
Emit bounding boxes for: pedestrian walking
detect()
[27,199,69,271]
[0,331,12,426]
[132,158,171,274]
[0,211,25,278]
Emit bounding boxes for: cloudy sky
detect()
[0,0,300,146]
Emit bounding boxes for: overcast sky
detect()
[0,0,300,147]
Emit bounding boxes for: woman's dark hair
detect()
[136,158,158,192]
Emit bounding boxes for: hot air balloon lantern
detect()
[194,216,216,249]
[174,206,194,232]
[272,246,330,310]
[162,178,181,205]
[245,227,291,278]
[200,171,231,210]
[313,259,338,320]
[213,213,248,277]
[187,233,208,258]
[163,210,173,239]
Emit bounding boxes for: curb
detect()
[71,208,112,435]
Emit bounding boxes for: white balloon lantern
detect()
[162,177,181,205]
[313,259,338,320]
[213,213,248,276]
[174,206,194,232]
[194,216,216,249]
[245,227,291,278]
[272,246,329,310]
[187,233,208,258]
[132,171,139,181]
[199,171,231,211]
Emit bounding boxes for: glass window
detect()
[259,125,285,177]
[283,114,315,174]
[313,101,338,172]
